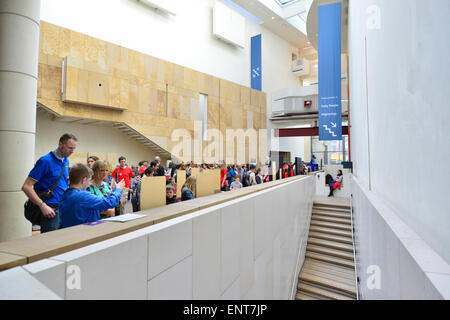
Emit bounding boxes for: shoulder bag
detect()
[24,162,66,225]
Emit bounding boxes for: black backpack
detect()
[242,172,250,187]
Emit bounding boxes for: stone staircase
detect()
[296,200,357,300]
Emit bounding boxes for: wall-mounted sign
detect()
[251,34,262,91]
[318,2,342,141]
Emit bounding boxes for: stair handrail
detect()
[349,193,360,300]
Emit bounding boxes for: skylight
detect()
[221,0,264,24]
[275,0,298,6]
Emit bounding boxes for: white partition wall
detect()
[0,177,314,299]
[352,176,450,300]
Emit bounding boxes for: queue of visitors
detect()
[23,133,313,234]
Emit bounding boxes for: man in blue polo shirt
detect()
[22,133,78,233]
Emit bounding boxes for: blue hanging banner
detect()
[318,2,342,141]
[251,34,262,91]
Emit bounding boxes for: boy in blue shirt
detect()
[59,164,125,228]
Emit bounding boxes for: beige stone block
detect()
[219,80,228,99]
[128,82,139,112]
[46,54,62,67]
[41,21,60,56]
[184,68,198,91]
[89,72,110,106]
[41,65,61,101]
[128,50,145,78]
[65,56,83,69]
[212,77,220,97]
[241,86,250,105]
[106,42,121,69]
[109,76,121,108]
[76,69,88,102]
[70,30,86,61]
[261,113,267,129]
[207,102,219,129]
[261,93,267,110]
[157,90,167,116]
[65,66,78,101]
[173,64,184,88]
[59,28,71,58]
[179,96,190,120]
[230,82,240,103]
[69,152,88,166]
[190,98,200,121]
[119,46,129,71]
[165,61,173,86]
[138,83,151,114]
[167,92,180,119]
[198,72,207,94]
[84,60,109,75]
[145,56,157,81]
[253,111,260,130]
[97,39,107,67]
[148,88,158,116]
[113,68,130,81]
[250,89,260,107]
[84,36,99,64]
[38,51,48,65]
[119,78,130,109]
[157,59,166,83]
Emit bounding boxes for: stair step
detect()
[306,251,355,269]
[310,220,352,231]
[308,232,353,245]
[312,211,351,219]
[313,202,351,210]
[312,206,351,214]
[307,245,355,261]
[309,226,353,238]
[310,215,351,225]
[307,238,354,253]
[295,292,321,300]
[299,272,356,296]
[304,259,356,279]
[301,266,355,286]
[298,282,355,300]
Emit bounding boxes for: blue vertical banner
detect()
[251,34,262,91]
[318,2,342,141]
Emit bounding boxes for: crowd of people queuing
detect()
[22,133,318,234]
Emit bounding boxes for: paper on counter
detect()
[102,213,147,223]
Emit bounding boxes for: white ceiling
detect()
[231,0,312,49]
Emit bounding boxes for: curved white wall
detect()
[348,0,450,264]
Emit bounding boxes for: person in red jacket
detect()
[220,163,228,191]
[282,162,289,179]
[111,156,134,215]
[289,162,295,177]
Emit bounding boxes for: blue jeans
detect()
[40,205,61,233]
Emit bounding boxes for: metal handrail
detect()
[349,191,360,300]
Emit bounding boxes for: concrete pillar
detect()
[0,0,41,241]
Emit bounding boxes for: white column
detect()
[0,0,41,241]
